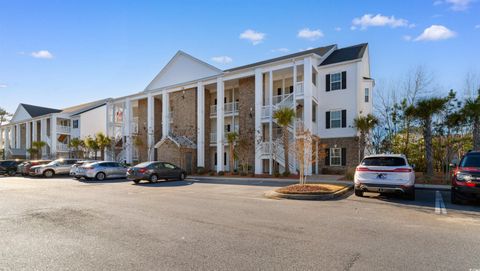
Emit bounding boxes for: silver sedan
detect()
[76,162,128,181]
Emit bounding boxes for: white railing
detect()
[210,105,217,116]
[57,143,69,152]
[272,94,290,105]
[57,125,71,134]
[261,105,271,119]
[210,102,239,117]
[210,133,217,144]
[296,82,304,96]
[131,122,139,134]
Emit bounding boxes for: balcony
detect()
[57,143,69,152]
[295,82,304,96]
[57,125,71,134]
[210,102,239,117]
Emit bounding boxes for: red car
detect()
[18,160,52,176]
[451,151,480,204]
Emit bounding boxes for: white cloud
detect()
[31,50,53,59]
[350,26,357,31]
[403,35,412,41]
[414,25,456,41]
[239,29,265,45]
[0,84,7,88]
[297,28,324,40]
[446,0,472,11]
[334,27,342,32]
[352,14,410,29]
[271,48,289,53]
[211,56,233,64]
[475,24,480,29]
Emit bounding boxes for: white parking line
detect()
[435,191,447,215]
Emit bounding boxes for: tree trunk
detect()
[229,144,234,174]
[424,119,434,177]
[101,149,105,161]
[283,126,290,174]
[473,118,480,151]
[359,132,366,162]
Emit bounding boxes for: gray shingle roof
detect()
[320,43,368,66]
[20,104,61,118]
[224,44,336,72]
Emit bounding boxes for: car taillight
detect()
[138,168,147,174]
[393,168,412,172]
[356,167,370,172]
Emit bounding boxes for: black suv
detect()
[0,160,23,176]
[451,151,480,204]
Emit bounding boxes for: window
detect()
[361,157,406,167]
[330,110,341,128]
[312,69,317,86]
[331,72,342,90]
[330,148,342,166]
[163,163,176,169]
[312,104,317,122]
[365,88,369,103]
[73,120,79,129]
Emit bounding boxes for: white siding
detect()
[10,105,32,123]
[80,105,106,138]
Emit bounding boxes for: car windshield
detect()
[46,161,57,166]
[135,162,152,168]
[460,154,480,168]
[361,157,406,167]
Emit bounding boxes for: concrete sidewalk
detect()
[190,175,451,190]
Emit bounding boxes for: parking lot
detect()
[0,176,479,270]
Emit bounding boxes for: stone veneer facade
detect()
[237,77,256,172]
[318,136,359,174]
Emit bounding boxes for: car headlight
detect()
[457,172,473,182]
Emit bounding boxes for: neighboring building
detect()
[107,43,373,174]
[0,99,109,159]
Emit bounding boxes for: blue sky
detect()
[0,0,479,113]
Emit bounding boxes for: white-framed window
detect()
[330,148,342,166]
[330,110,342,128]
[365,88,369,103]
[72,120,79,129]
[331,72,342,91]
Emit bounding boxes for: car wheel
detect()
[43,170,54,178]
[74,176,81,180]
[95,172,106,181]
[179,173,185,181]
[404,189,415,201]
[354,188,363,197]
[451,189,461,205]
[7,170,16,176]
[149,174,158,183]
[133,180,140,184]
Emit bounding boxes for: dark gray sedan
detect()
[127,161,186,184]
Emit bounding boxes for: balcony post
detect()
[292,60,297,173]
[216,77,224,172]
[254,68,263,174]
[124,99,132,164]
[268,71,273,175]
[162,92,169,138]
[40,118,47,158]
[26,121,31,159]
[50,116,57,157]
[197,82,205,168]
[303,56,313,175]
[147,93,155,161]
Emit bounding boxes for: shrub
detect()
[196,167,205,175]
[282,171,291,177]
[218,171,225,176]
[274,172,281,178]
[240,172,247,176]
[209,171,216,176]
[232,171,239,175]
[344,168,355,181]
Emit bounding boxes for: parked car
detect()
[0,160,23,176]
[76,161,128,181]
[450,151,480,204]
[354,154,415,200]
[18,160,51,176]
[127,161,186,184]
[70,160,97,179]
[30,159,78,178]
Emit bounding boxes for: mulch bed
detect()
[276,184,348,195]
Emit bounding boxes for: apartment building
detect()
[0,99,109,159]
[107,43,373,174]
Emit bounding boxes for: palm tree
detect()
[95,132,112,161]
[84,136,99,160]
[461,92,480,150]
[31,141,47,159]
[406,97,447,177]
[273,107,296,174]
[353,114,379,162]
[68,138,84,158]
[226,132,238,174]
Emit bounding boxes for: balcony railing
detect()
[57,143,69,152]
[57,125,71,134]
[210,102,239,116]
[296,82,304,96]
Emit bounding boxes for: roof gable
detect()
[320,43,368,66]
[11,104,61,123]
[145,51,222,91]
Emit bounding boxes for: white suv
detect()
[354,154,415,200]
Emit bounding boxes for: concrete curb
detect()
[264,185,353,201]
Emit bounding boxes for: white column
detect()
[50,116,57,157]
[303,57,313,175]
[162,93,170,138]
[0,128,3,149]
[197,82,205,168]
[10,125,15,149]
[147,93,155,161]
[254,68,263,175]
[124,99,132,164]
[268,71,273,175]
[5,127,10,158]
[40,118,47,157]
[292,62,297,173]
[216,77,225,172]
[315,140,319,174]
[26,122,31,158]
[32,121,37,143]
[15,124,20,149]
